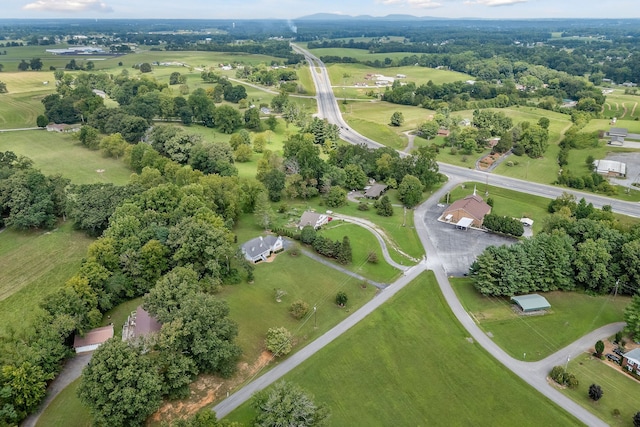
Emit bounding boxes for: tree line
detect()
[470,193,640,297]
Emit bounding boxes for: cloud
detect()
[464,0,527,6]
[23,0,114,13]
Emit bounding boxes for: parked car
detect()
[613,347,624,356]
[606,353,621,364]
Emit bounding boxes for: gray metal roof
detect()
[242,235,279,258]
[511,294,551,311]
[609,127,629,137]
[623,348,640,362]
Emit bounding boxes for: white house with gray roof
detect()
[241,235,283,263]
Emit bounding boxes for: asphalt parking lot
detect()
[420,203,517,276]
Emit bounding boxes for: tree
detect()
[634,412,640,427]
[234,144,253,162]
[398,174,423,208]
[335,291,348,307]
[99,133,128,159]
[254,191,275,230]
[78,339,163,427]
[300,225,317,244]
[18,59,29,71]
[215,105,242,134]
[344,164,368,190]
[0,362,53,421]
[139,62,152,73]
[376,195,393,217]
[337,236,352,265]
[624,294,640,341]
[325,186,346,208]
[169,71,182,85]
[253,134,266,153]
[36,114,48,127]
[265,327,292,356]
[389,111,404,127]
[0,81,7,93]
[262,168,286,202]
[418,120,439,140]
[252,381,329,427]
[595,340,605,357]
[77,125,100,149]
[244,107,261,130]
[588,384,603,401]
[29,57,43,71]
[290,300,310,320]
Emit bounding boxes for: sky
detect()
[3,0,638,20]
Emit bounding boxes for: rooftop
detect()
[623,348,640,362]
[444,194,491,221]
[73,325,114,348]
[511,294,551,312]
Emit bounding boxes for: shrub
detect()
[357,202,370,211]
[289,300,310,320]
[588,383,603,401]
[265,327,292,357]
[335,291,348,307]
[367,251,379,264]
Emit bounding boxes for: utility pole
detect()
[614,279,620,298]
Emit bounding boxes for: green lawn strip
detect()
[35,378,91,427]
[295,65,316,96]
[342,114,406,150]
[218,253,377,363]
[319,222,400,283]
[0,222,94,336]
[0,131,132,185]
[452,278,628,361]
[0,91,48,129]
[583,118,640,134]
[442,181,552,233]
[226,272,580,426]
[561,355,640,427]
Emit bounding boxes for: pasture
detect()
[0,130,132,185]
[226,272,581,426]
[0,222,94,337]
[452,278,628,361]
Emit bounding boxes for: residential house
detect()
[46,123,79,133]
[364,183,388,199]
[298,211,329,230]
[122,306,162,342]
[437,128,450,137]
[241,235,284,263]
[73,325,114,353]
[441,192,492,229]
[607,127,628,145]
[622,348,640,372]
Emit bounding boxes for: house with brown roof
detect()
[364,183,388,199]
[73,324,114,353]
[298,211,329,230]
[122,306,162,342]
[441,193,491,229]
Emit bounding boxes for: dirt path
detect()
[632,102,638,118]
[621,102,628,119]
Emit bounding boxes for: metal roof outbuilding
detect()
[511,294,551,312]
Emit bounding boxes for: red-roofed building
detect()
[73,325,114,353]
[122,306,162,342]
[441,193,491,229]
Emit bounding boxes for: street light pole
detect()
[314,305,317,329]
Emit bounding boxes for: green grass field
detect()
[452,278,628,361]
[0,222,94,337]
[226,272,580,426]
[35,379,91,427]
[599,89,640,121]
[219,253,377,363]
[0,130,132,184]
[562,354,640,427]
[319,222,401,283]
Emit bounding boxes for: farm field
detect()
[0,222,94,337]
[226,272,581,426]
[0,130,132,185]
[561,354,640,427]
[599,89,640,121]
[452,278,628,361]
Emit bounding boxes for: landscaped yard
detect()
[452,278,629,361]
[35,379,91,427]
[225,272,581,426]
[562,354,640,427]
[0,221,94,337]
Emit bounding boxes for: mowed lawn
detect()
[319,222,401,283]
[35,379,91,427]
[0,130,132,184]
[0,222,94,336]
[218,253,377,363]
[562,355,640,427]
[452,278,628,361]
[226,272,580,426]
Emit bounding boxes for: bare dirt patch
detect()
[149,351,273,424]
